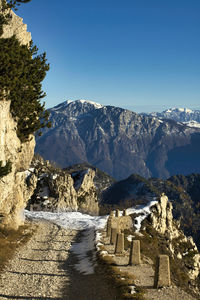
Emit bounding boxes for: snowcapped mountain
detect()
[36,100,200,180]
[51,99,103,116]
[148,107,200,126]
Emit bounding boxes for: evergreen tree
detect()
[0,0,51,142]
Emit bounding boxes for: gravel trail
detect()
[0,221,76,299]
[0,221,119,300]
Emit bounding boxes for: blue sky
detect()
[18,0,200,112]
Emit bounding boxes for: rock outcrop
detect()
[150,193,179,239]
[148,194,200,281]
[0,3,36,229]
[28,156,99,215]
[0,101,36,229]
[0,0,31,45]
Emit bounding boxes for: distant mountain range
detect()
[36,100,200,179]
[145,108,200,128]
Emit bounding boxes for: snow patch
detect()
[183,121,200,128]
[78,99,103,109]
[25,167,35,178]
[25,210,108,231]
[70,228,96,275]
[127,235,134,242]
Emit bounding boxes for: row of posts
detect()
[107,210,171,288]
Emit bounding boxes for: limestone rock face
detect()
[48,173,78,212]
[149,193,200,281]
[150,193,179,239]
[0,1,31,45]
[0,101,36,229]
[75,169,99,215]
[28,157,99,215]
[0,3,35,229]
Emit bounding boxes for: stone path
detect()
[0,221,75,299]
[0,222,119,300]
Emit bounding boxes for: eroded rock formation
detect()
[149,194,200,281]
[28,156,99,215]
[0,101,37,229]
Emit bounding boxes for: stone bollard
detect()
[154,255,171,288]
[110,210,115,217]
[116,209,120,217]
[110,227,118,245]
[107,219,112,238]
[129,239,141,265]
[115,232,124,254]
[123,209,127,216]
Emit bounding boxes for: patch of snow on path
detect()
[25,210,108,275]
[24,200,157,275]
[25,210,108,230]
[70,228,96,275]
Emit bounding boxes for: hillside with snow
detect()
[147,108,200,127]
[36,100,200,179]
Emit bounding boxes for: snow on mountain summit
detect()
[51,99,103,113]
[148,107,200,123]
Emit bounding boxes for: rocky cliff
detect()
[27,156,99,215]
[0,4,36,229]
[0,0,31,45]
[148,194,200,283]
[0,101,36,229]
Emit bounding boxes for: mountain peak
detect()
[51,99,103,113]
[165,108,194,114]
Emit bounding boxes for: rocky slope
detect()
[36,100,200,180]
[99,194,200,297]
[26,156,99,215]
[101,173,200,249]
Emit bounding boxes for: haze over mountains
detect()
[36,100,200,180]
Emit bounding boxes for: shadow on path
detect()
[59,230,121,300]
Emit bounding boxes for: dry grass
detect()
[0,222,37,273]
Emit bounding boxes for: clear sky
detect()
[17,0,200,112]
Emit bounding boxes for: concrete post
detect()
[129,239,141,265]
[115,232,124,254]
[110,210,115,217]
[107,219,112,238]
[110,227,118,245]
[154,255,171,288]
[123,209,127,216]
[116,209,120,217]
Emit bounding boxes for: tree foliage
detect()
[0,0,51,142]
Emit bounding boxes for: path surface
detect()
[0,221,119,300]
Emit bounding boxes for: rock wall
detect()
[0,101,36,229]
[0,4,36,229]
[0,0,31,45]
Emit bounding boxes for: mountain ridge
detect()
[36,100,200,179]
